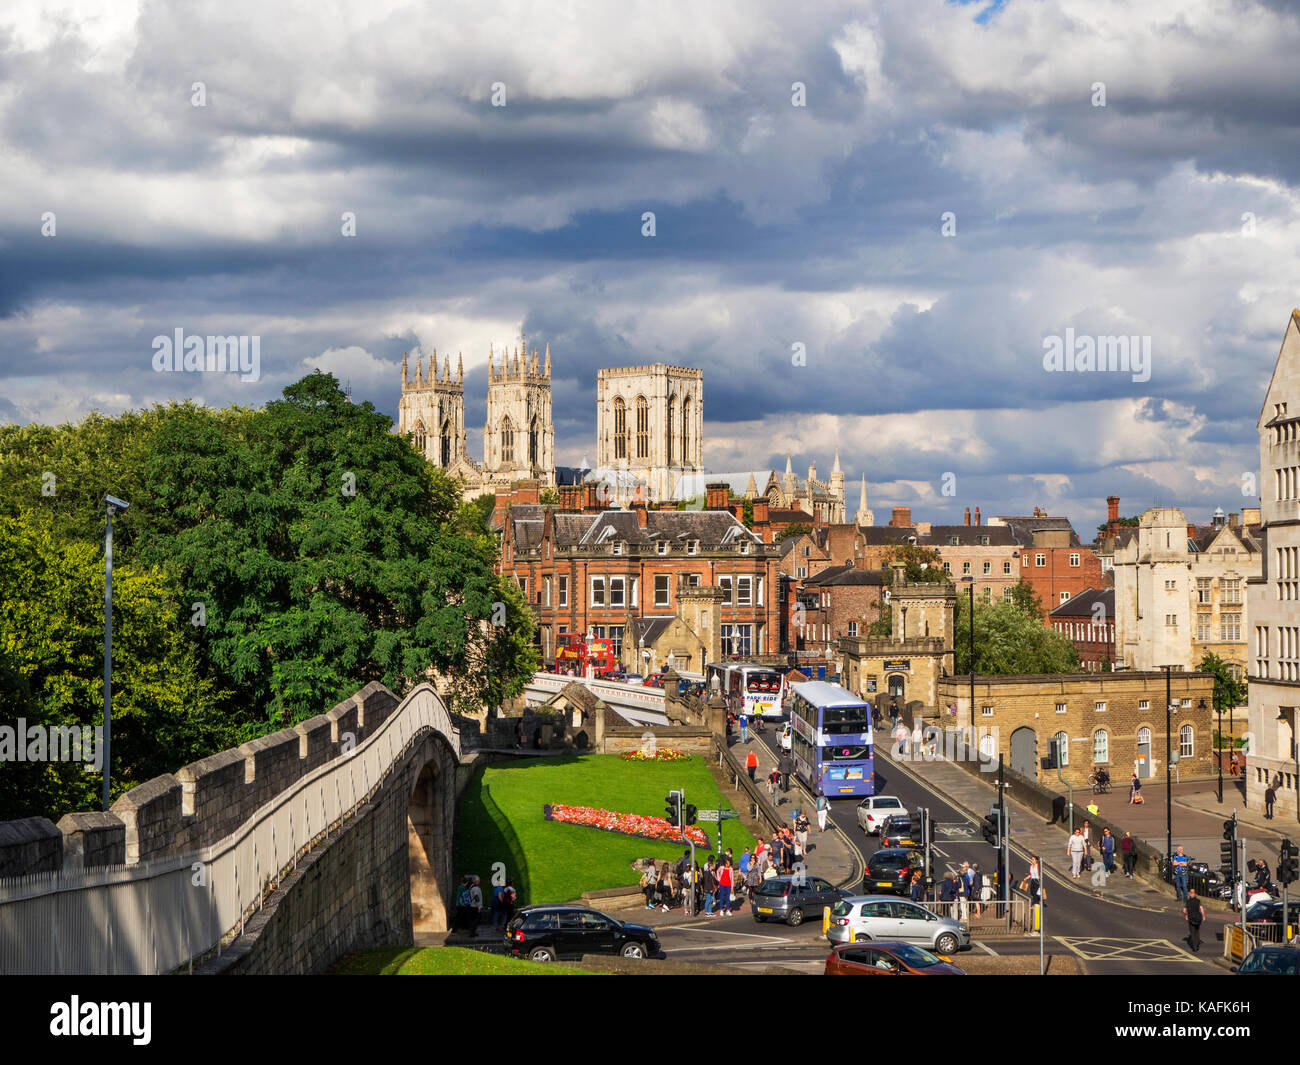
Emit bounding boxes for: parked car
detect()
[643,672,667,688]
[824,940,966,975]
[750,874,851,926]
[504,905,659,962]
[1245,899,1300,933]
[622,673,645,685]
[863,848,926,895]
[1233,945,1300,974]
[779,723,793,752]
[856,795,906,835]
[827,896,970,955]
[877,815,921,848]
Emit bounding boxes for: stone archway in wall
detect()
[408,758,449,933]
[1010,726,1038,780]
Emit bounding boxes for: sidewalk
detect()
[723,724,864,891]
[879,746,1183,911]
[1174,776,1291,850]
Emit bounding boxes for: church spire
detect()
[401,351,408,390]
[457,352,463,382]
[443,352,450,382]
[785,452,793,475]
[415,353,423,388]
[859,474,867,510]
[544,341,551,377]
[833,445,842,474]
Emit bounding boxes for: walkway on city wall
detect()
[0,682,471,976]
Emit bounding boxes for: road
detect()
[669,719,1228,975]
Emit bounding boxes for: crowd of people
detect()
[640,812,818,916]
[450,874,519,936]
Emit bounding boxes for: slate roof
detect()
[575,509,759,548]
[1049,587,1114,618]
[802,565,887,587]
[632,616,676,646]
[858,525,1016,547]
[994,515,1082,547]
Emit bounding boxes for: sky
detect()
[2,0,1299,536]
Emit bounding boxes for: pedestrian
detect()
[767,766,780,803]
[453,875,471,932]
[1081,819,1093,869]
[717,858,734,915]
[467,875,484,937]
[762,857,778,880]
[816,792,829,833]
[1121,831,1137,877]
[910,870,925,902]
[701,857,718,916]
[939,871,958,917]
[1266,783,1277,820]
[1171,845,1189,900]
[957,862,971,920]
[794,809,810,856]
[655,862,673,911]
[641,861,659,909]
[739,711,749,744]
[1020,856,1042,908]
[514,718,525,749]
[1100,828,1116,875]
[1129,773,1143,804]
[968,863,982,917]
[744,856,762,900]
[747,748,759,782]
[500,876,517,926]
[1183,888,1204,953]
[1230,750,1240,777]
[778,751,793,794]
[1067,828,1086,878]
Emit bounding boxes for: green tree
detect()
[953,596,1080,675]
[0,510,231,820]
[1199,651,1247,711]
[538,488,560,507]
[742,498,754,529]
[775,522,813,543]
[880,542,949,582]
[1008,578,1044,620]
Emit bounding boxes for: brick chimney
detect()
[752,497,771,542]
[705,482,730,511]
[1106,495,1120,538]
[492,486,512,528]
[632,501,648,528]
[583,482,602,513]
[974,506,981,526]
[513,479,540,506]
[1187,523,1197,539]
[964,506,971,526]
[1229,512,1240,528]
[890,506,912,527]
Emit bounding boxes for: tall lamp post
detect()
[1160,664,1175,860]
[961,577,975,740]
[1212,697,1222,804]
[102,495,129,812]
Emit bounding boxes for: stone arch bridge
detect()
[0,682,474,975]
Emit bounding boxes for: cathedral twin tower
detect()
[397,338,705,503]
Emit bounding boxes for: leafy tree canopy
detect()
[880,542,949,583]
[953,595,1081,675]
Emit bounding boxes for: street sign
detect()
[933,823,981,842]
[695,810,739,822]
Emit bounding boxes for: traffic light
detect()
[982,809,1002,849]
[1220,814,1238,878]
[665,791,682,826]
[1280,839,1299,885]
[684,803,698,826]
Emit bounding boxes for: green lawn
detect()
[455,754,756,906]
[331,946,584,975]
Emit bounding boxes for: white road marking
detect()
[933,845,950,858]
[972,941,998,955]
[665,927,793,943]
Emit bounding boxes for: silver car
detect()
[826,895,970,955]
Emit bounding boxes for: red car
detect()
[824,941,965,976]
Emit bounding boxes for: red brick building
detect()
[495,481,780,672]
[990,514,1107,611]
[787,565,887,658]
[1048,587,1116,670]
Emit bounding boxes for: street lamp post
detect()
[102,495,129,812]
[1214,697,1222,804]
[962,577,975,741]
[1161,664,1174,861]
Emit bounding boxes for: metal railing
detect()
[0,684,457,975]
[924,897,1031,935]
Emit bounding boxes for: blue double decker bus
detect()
[787,681,874,798]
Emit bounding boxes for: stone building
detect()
[936,671,1215,787]
[1247,310,1300,820]
[671,451,848,524]
[838,569,956,711]
[495,481,779,672]
[789,566,887,658]
[593,363,703,505]
[397,339,555,498]
[858,512,1019,602]
[1112,506,1261,674]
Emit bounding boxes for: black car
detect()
[1245,900,1300,930]
[878,816,921,848]
[864,848,926,895]
[1234,946,1300,974]
[504,905,659,962]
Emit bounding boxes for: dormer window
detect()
[948,536,959,546]
[657,540,668,555]
[688,540,699,555]
[739,541,749,555]
[612,540,622,555]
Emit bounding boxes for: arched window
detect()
[413,421,427,455]
[1054,730,1069,766]
[666,394,675,466]
[979,733,997,760]
[501,417,514,465]
[1138,726,1151,747]
[440,420,452,467]
[681,396,691,464]
[636,395,649,459]
[1180,725,1194,758]
[1093,729,1109,764]
[530,415,539,467]
[613,397,627,460]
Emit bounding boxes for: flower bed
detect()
[543,803,709,847]
[619,748,690,762]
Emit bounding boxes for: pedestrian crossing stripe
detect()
[1055,936,1198,962]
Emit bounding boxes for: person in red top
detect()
[717,860,734,915]
[746,749,759,782]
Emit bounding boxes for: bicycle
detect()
[1087,770,1112,795]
